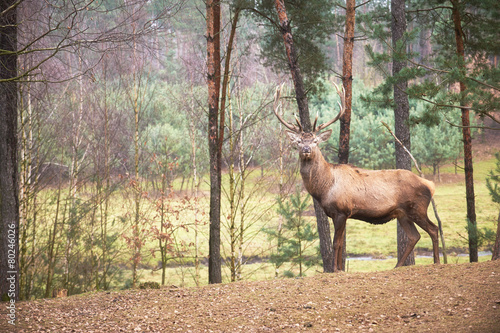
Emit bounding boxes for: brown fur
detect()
[287,130,440,271]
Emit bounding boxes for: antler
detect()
[274,84,302,133]
[314,82,346,133]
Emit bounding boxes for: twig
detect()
[381,121,421,173]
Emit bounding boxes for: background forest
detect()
[3,0,499,300]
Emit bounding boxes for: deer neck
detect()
[299,150,332,201]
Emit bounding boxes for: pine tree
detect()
[486,153,500,260]
[252,0,337,94]
[265,189,319,278]
[272,0,334,273]
[361,0,500,263]
[411,106,464,182]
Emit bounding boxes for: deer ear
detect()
[317,129,332,143]
[285,130,301,145]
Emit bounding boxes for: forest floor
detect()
[6,260,500,333]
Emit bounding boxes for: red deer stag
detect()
[274,84,440,271]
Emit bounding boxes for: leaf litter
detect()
[5,260,500,332]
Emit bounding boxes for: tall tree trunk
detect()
[392,0,415,266]
[19,74,38,299]
[274,0,334,273]
[228,83,237,282]
[206,5,241,284]
[132,28,141,289]
[45,168,63,298]
[451,0,477,262]
[418,28,432,64]
[221,9,240,283]
[277,94,286,277]
[19,78,32,300]
[492,210,500,260]
[0,0,19,302]
[160,170,167,286]
[338,0,355,165]
[237,89,246,281]
[274,0,310,129]
[206,0,222,284]
[337,0,356,272]
[187,77,200,286]
[102,58,110,290]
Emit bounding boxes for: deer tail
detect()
[423,178,435,197]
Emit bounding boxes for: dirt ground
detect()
[4,260,499,332]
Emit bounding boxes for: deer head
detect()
[273,83,346,161]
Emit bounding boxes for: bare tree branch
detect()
[355,0,372,10]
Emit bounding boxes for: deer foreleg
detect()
[332,214,347,272]
[395,217,420,268]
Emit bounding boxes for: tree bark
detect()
[206,0,222,284]
[274,0,310,129]
[102,59,110,289]
[336,0,356,272]
[391,0,415,266]
[0,0,19,302]
[451,0,477,262]
[313,200,334,272]
[219,8,240,150]
[132,29,141,289]
[187,76,200,286]
[274,0,334,272]
[492,210,500,260]
[338,0,355,165]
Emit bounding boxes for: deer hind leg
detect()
[414,216,440,265]
[332,213,347,272]
[395,216,421,268]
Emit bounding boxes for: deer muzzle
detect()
[301,146,312,159]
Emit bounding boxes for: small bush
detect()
[139,281,160,289]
